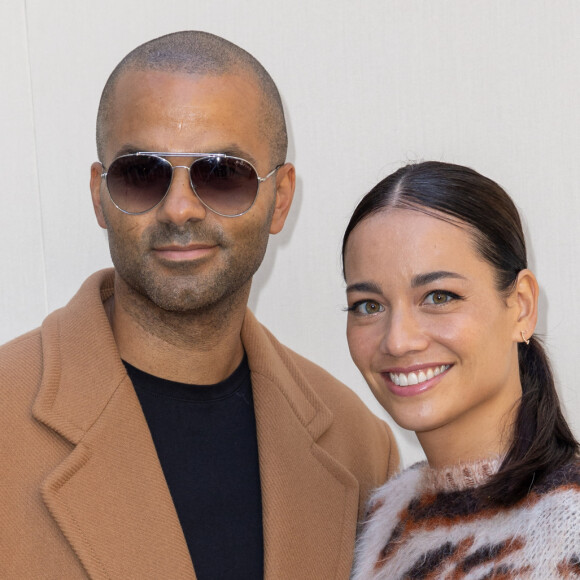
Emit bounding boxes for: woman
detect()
[342,161,579,579]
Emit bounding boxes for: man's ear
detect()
[269,163,296,235]
[90,162,107,229]
[510,269,539,342]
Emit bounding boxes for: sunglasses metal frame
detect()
[100,152,281,217]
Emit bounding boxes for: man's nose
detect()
[156,165,207,225]
[379,308,428,357]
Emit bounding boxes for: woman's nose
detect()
[379,309,428,357]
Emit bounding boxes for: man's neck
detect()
[106,275,248,385]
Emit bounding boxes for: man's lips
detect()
[152,243,218,261]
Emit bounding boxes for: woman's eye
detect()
[349,300,385,315]
[424,290,459,305]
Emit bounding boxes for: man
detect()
[1,31,398,579]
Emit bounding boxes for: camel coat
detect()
[1,269,398,579]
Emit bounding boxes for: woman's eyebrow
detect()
[346,281,382,294]
[411,271,466,288]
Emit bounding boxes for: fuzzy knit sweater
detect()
[352,457,580,579]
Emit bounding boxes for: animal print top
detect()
[352,457,580,579]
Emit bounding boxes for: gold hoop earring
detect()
[521,330,530,345]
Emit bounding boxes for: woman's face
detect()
[344,208,525,462]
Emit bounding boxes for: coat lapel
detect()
[32,270,360,579]
[33,271,195,579]
[243,312,360,579]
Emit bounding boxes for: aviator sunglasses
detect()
[100,152,281,217]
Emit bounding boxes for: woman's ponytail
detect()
[481,336,578,505]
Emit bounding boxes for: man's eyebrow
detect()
[411,271,466,288]
[346,281,383,294]
[110,145,258,167]
[111,144,140,159]
[213,145,258,166]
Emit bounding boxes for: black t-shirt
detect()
[124,356,264,579]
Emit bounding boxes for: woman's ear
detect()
[511,269,539,343]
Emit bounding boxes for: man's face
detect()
[90,69,294,313]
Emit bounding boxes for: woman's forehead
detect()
[344,208,486,282]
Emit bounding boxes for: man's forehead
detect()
[108,69,264,128]
[106,69,266,134]
[102,68,271,165]
[112,67,262,103]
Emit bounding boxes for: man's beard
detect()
[106,216,270,314]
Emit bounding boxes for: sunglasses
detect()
[100,152,281,217]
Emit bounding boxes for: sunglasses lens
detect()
[106,155,171,213]
[190,157,258,216]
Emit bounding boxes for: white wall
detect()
[2,0,578,467]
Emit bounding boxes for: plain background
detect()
[1,0,578,466]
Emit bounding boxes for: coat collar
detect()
[34,269,359,579]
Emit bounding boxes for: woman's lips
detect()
[380,364,452,397]
[388,364,451,386]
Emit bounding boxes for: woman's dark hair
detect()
[342,160,578,506]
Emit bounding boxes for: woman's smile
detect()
[386,364,451,387]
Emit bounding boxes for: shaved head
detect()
[96,31,287,165]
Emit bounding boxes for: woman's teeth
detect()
[389,365,450,386]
